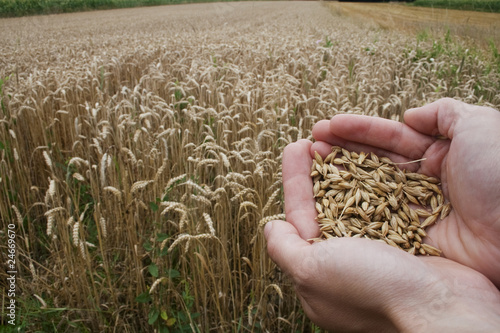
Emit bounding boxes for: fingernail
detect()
[264,221,274,239]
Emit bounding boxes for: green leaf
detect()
[160,245,169,257]
[181,323,191,330]
[143,241,153,252]
[149,263,159,277]
[166,317,176,327]
[135,291,152,304]
[174,89,183,101]
[161,310,169,321]
[156,233,169,242]
[167,269,180,279]
[149,201,159,212]
[178,312,187,322]
[148,308,160,325]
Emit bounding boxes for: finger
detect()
[404,98,472,138]
[283,139,320,240]
[328,114,434,160]
[312,118,349,148]
[312,118,421,168]
[311,119,333,143]
[309,141,332,159]
[264,220,311,275]
[313,115,431,165]
[311,140,421,172]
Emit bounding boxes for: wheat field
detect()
[0,2,499,332]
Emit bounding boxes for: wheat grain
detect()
[167,233,215,253]
[100,153,108,187]
[73,173,86,182]
[130,180,154,194]
[166,174,187,189]
[191,195,211,206]
[68,157,90,167]
[79,242,87,260]
[46,215,55,236]
[203,213,216,236]
[99,217,108,238]
[149,277,166,294]
[183,180,210,196]
[257,214,286,229]
[11,205,23,225]
[72,221,80,247]
[44,207,66,217]
[43,151,53,169]
[29,262,37,281]
[265,283,284,300]
[103,186,122,200]
[312,147,452,256]
[240,201,258,210]
[44,179,57,205]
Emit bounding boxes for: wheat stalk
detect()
[2,2,498,331]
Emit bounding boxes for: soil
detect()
[328,2,500,45]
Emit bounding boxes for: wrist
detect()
[387,278,500,332]
[414,302,500,332]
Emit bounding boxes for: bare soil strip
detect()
[329,2,500,44]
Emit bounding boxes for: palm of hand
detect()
[422,112,500,287]
[309,99,500,287]
[299,238,499,332]
[266,99,500,332]
[271,132,500,332]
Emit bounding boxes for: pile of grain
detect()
[311,146,451,256]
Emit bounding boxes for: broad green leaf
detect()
[156,233,169,242]
[148,308,160,325]
[166,317,176,327]
[149,263,159,277]
[135,291,151,304]
[149,201,159,212]
[143,241,153,252]
[167,269,180,279]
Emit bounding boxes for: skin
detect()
[265,98,500,332]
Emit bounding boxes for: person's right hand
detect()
[310,98,500,288]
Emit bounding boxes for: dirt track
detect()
[329,2,500,44]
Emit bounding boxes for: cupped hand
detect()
[265,134,500,332]
[310,98,500,288]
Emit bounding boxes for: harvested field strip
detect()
[412,0,500,13]
[331,2,500,44]
[0,2,499,331]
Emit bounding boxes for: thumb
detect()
[264,220,311,274]
[404,98,468,138]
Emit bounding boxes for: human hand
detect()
[265,99,500,331]
[310,98,500,287]
[265,212,500,331]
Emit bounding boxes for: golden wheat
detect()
[0,2,498,332]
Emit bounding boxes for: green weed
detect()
[410,0,500,13]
